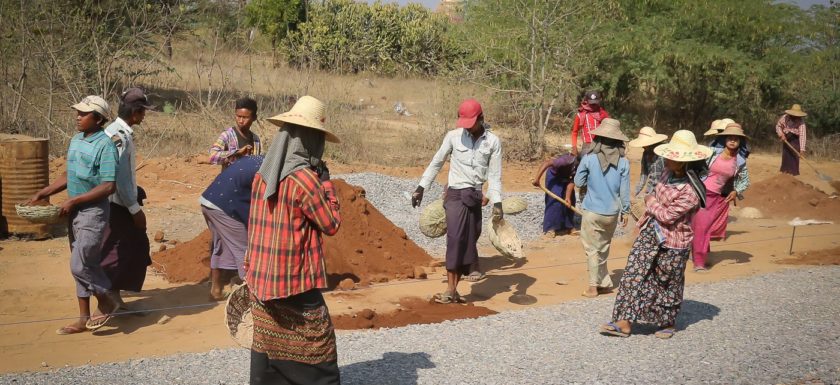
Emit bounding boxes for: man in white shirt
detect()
[412,99,503,304]
[99,87,153,309]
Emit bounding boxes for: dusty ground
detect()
[1,138,839,373]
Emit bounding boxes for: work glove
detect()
[411,186,424,208]
[315,161,330,182]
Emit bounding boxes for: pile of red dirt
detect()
[743,174,840,221]
[777,246,840,266]
[323,179,433,287]
[150,179,434,289]
[151,229,212,283]
[332,297,497,330]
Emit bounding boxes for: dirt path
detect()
[1,149,839,373]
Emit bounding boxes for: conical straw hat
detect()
[629,126,668,148]
[654,130,712,162]
[267,95,340,143]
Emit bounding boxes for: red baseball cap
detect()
[457,99,482,128]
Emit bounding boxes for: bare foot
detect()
[56,320,88,335]
[582,287,599,298]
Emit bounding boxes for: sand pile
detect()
[743,174,840,221]
[151,179,433,288]
[331,297,497,330]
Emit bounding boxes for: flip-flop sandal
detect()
[464,272,486,282]
[85,313,114,330]
[56,325,88,335]
[433,292,454,304]
[599,322,630,337]
[655,328,676,339]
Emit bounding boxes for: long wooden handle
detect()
[781,138,803,159]
[538,180,584,216]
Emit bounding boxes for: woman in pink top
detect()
[691,123,751,272]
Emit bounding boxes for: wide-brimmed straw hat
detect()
[702,118,736,136]
[654,130,712,162]
[715,122,750,139]
[589,118,629,142]
[629,126,668,148]
[267,95,340,143]
[784,104,807,117]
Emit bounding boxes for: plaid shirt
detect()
[638,172,700,249]
[244,168,341,301]
[634,154,664,196]
[209,127,262,165]
[775,115,806,152]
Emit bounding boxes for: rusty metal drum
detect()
[0,134,53,238]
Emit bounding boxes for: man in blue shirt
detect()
[573,118,630,298]
[29,95,120,334]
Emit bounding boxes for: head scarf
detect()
[257,123,326,200]
[589,136,626,173]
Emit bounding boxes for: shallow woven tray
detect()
[224,284,253,349]
[15,204,62,224]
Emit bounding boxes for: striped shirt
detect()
[775,115,806,152]
[66,130,119,198]
[244,168,341,301]
[638,172,700,249]
[209,127,262,166]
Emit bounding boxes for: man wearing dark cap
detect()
[98,87,154,310]
[411,98,503,304]
[571,90,610,156]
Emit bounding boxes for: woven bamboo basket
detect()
[15,204,62,224]
[224,284,253,349]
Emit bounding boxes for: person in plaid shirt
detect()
[243,96,342,385]
[600,130,711,340]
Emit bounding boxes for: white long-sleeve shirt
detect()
[419,128,503,204]
[104,117,141,214]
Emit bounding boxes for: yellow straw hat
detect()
[267,95,340,143]
[715,122,750,139]
[784,104,807,117]
[629,126,668,148]
[654,130,712,162]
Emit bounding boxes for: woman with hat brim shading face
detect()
[776,104,808,176]
[27,95,121,335]
[690,123,751,272]
[628,126,668,197]
[243,95,342,385]
[600,130,711,339]
[573,118,631,298]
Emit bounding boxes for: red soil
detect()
[331,297,497,330]
[151,179,434,289]
[742,173,840,221]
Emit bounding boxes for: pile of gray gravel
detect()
[337,172,620,256]
[5,267,837,384]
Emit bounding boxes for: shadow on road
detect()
[341,352,435,385]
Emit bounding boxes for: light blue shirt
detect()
[66,130,118,198]
[574,153,630,216]
[418,128,503,204]
[104,118,141,214]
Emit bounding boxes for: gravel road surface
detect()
[3,266,837,385]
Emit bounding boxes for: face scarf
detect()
[577,102,609,143]
[256,123,326,200]
[589,137,625,173]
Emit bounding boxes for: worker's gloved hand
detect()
[411,186,424,208]
[492,202,503,224]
